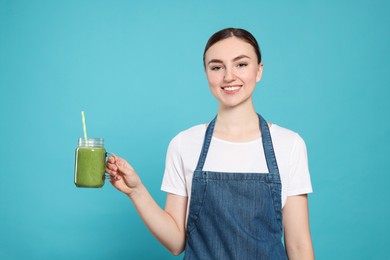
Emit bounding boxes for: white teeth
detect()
[223,86,241,91]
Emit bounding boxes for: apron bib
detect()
[184,114,287,260]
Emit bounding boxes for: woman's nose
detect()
[224,67,236,82]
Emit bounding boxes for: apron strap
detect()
[195,116,217,172]
[195,114,280,175]
[258,114,280,175]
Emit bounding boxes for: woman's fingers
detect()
[107,156,116,163]
[116,159,134,174]
[105,167,116,178]
[106,158,120,180]
[106,155,138,192]
[106,161,117,171]
[106,157,129,181]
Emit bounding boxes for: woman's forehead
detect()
[205,37,257,61]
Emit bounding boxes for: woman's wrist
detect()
[127,181,145,200]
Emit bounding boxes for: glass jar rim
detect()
[78,138,104,147]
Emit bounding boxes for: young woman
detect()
[106,28,314,259]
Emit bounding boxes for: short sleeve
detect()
[161,134,188,197]
[287,134,313,196]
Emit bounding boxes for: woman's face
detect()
[204,37,263,109]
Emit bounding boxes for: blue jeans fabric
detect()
[184,114,287,260]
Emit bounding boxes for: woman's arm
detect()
[106,156,187,255]
[283,194,314,260]
[130,188,187,255]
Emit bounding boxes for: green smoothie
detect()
[74,147,106,188]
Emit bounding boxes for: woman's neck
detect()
[214,101,260,142]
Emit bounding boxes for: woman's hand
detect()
[105,155,141,196]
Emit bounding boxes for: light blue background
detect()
[1,0,389,259]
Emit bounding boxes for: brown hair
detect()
[203,28,262,67]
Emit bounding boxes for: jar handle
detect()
[105,152,117,179]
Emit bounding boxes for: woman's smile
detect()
[221,85,242,94]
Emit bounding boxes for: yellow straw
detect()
[81,111,88,140]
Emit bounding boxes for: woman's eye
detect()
[237,63,248,68]
[211,66,222,71]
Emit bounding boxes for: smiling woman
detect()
[106,28,314,259]
[204,37,263,110]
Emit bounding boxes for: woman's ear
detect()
[256,63,263,82]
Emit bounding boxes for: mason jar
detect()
[74,138,106,188]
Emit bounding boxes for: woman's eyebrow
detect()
[233,55,250,61]
[207,59,223,65]
[207,55,251,65]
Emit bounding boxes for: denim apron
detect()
[184,114,287,260]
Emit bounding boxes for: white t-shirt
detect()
[161,123,313,212]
